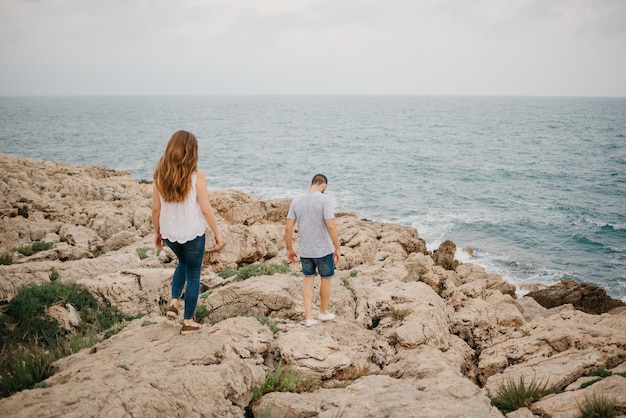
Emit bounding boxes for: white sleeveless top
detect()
[159,173,206,243]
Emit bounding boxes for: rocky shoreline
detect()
[0,152,625,417]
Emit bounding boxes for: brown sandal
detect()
[180,323,202,335]
[166,305,179,320]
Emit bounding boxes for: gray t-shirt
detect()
[287,191,335,258]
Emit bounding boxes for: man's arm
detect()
[325,218,341,263]
[285,218,297,263]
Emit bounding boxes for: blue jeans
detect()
[164,234,205,320]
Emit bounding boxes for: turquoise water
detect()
[1,95,625,301]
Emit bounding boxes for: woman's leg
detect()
[181,234,206,323]
[164,239,187,308]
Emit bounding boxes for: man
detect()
[285,174,341,327]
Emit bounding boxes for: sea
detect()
[1,95,625,302]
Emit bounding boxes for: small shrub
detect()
[581,378,603,389]
[390,307,410,321]
[218,268,237,279]
[118,364,129,371]
[0,347,54,396]
[234,261,291,282]
[17,205,29,218]
[256,315,280,333]
[350,270,358,278]
[581,369,614,389]
[49,267,60,282]
[0,281,132,397]
[340,277,353,291]
[491,376,554,414]
[589,369,612,378]
[14,241,54,257]
[252,362,304,402]
[136,247,149,260]
[0,254,11,265]
[199,290,212,299]
[195,305,210,323]
[578,393,617,418]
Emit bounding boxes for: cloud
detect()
[0,0,624,96]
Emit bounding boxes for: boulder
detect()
[527,279,626,314]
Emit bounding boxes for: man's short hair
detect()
[311,174,328,185]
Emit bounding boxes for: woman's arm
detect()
[151,182,163,250]
[196,170,224,249]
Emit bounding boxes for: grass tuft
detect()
[232,261,291,282]
[578,393,618,418]
[0,253,12,265]
[13,241,54,257]
[491,376,554,414]
[255,315,280,333]
[252,361,313,402]
[340,277,353,292]
[195,305,210,323]
[135,247,149,260]
[390,307,410,321]
[217,268,237,279]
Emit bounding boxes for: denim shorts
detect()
[300,253,335,278]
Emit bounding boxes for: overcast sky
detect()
[1,0,625,97]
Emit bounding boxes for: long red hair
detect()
[154,130,198,203]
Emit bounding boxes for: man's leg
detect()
[316,253,335,319]
[319,277,331,315]
[302,275,315,320]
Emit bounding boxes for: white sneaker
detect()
[318,312,335,321]
[305,319,318,327]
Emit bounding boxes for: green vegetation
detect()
[136,247,149,260]
[49,267,60,282]
[218,268,237,279]
[17,205,29,218]
[218,261,293,282]
[340,276,353,292]
[0,281,133,398]
[195,305,210,323]
[255,315,280,334]
[0,253,11,265]
[490,376,554,414]
[390,307,410,321]
[199,290,212,299]
[578,393,618,418]
[252,361,310,402]
[581,368,621,389]
[13,241,54,257]
[350,270,358,278]
[232,261,291,282]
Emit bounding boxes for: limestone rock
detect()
[0,316,273,418]
[2,153,626,417]
[527,279,626,314]
[432,239,459,270]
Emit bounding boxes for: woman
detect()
[152,130,224,334]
